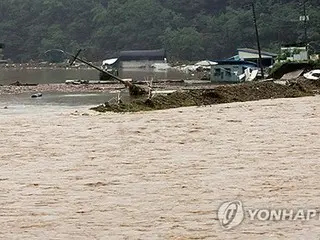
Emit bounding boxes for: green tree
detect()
[0,0,319,62]
[163,27,204,60]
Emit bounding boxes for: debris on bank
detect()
[304,70,320,80]
[281,69,304,80]
[268,62,314,79]
[65,79,184,85]
[31,93,42,98]
[10,81,38,86]
[91,79,320,113]
[65,79,121,85]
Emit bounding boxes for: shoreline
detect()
[0,79,217,95]
[91,78,320,112]
[1,78,319,113]
[0,83,126,95]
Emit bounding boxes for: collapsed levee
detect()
[91,79,320,113]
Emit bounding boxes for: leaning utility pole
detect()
[303,0,308,45]
[251,2,264,79]
[302,0,310,59]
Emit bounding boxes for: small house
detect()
[211,60,258,83]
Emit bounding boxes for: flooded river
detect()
[0,68,185,106]
[0,96,319,239]
[1,68,320,239]
[0,68,185,85]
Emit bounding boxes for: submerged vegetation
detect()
[0,0,319,62]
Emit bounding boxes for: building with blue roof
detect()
[210,60,258,83]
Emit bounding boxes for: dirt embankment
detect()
[91,79,320,113]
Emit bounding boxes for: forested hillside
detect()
[0,0,319,62]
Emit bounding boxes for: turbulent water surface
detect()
[0,96,319,239]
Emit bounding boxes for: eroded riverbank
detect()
[92,78,320,112]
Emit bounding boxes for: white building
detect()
[280,46,308,61]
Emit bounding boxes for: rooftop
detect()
[237,48,277,57]
[119,49,166,61]
[214,60,258,67]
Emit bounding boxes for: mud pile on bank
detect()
[294,78,320,94]
[91,79,319,113]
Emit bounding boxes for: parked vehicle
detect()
[303,70,320,80]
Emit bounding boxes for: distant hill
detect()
[0,0,319,62]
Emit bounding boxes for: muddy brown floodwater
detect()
[0,96,319,239]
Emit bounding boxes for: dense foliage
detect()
[0,0,319,62]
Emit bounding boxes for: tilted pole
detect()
[66,51,129,86]
[45,48,147,96]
